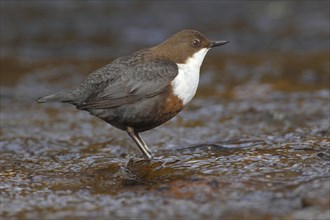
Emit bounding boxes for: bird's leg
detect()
[134,132,152,155]
[126,127,152,160]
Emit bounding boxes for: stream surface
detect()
[1,1,329,220]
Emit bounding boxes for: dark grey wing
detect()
[77,59,178,109]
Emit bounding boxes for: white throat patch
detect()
[171,48,209,105]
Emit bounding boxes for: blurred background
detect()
[1,1,329,220]
[1,1,329,91]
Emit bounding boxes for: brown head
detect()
[151,29,228,64]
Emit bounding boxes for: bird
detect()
[37,29,228,160]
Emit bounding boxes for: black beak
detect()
[210,41,229,48]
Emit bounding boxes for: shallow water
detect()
[1,1,330,220]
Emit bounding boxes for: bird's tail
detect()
[36,91,75,103]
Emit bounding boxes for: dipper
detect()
[37,29,228,160]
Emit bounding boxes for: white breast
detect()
[171,48,209,105]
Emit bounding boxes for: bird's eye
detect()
[192,39,201,48]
